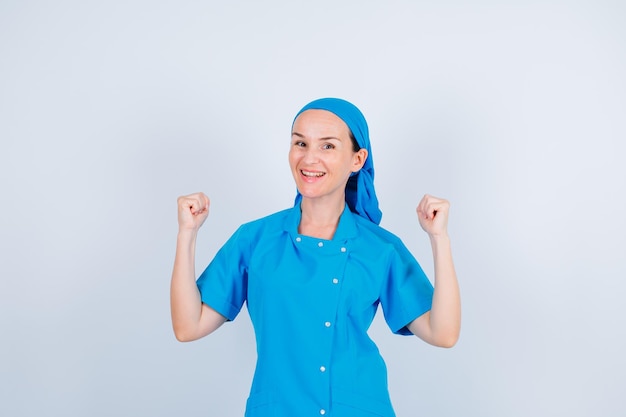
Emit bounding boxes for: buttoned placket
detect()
[294,235,349,416]
[320,241,349,417]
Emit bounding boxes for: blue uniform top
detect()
[196,204,434,417]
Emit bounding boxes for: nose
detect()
[302,146,320,164]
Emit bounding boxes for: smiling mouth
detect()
[301,170,325,178]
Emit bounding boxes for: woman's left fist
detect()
[416,194,450,237]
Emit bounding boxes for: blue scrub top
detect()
[196,204,434,417]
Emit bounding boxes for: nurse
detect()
[170,98,461,416]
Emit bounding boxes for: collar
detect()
[284,202,358,241]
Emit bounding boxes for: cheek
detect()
[288,150,299,169]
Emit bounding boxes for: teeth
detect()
[302,170,325,177]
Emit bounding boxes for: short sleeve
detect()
[196,226,250,321]
[380,242,434,335]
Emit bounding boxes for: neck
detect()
[298,196,345,240]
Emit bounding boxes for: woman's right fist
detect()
[177,192,210,232]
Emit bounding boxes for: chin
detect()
[297,190,320,200]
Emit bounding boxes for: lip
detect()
[300,169,326,183]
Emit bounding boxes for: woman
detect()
[171,98,461,417]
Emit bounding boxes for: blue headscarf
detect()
[293,98,382,225]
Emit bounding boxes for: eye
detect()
[293,141,306,148]
[321,143,335,150]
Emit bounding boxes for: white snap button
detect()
[332,278,339,284]
[324,321,331,327]
[318,242,324,247]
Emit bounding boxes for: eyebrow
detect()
[291,132,341,141]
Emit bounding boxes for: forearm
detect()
[407,233,461,347]
[170,230,204,341]
[427,234,461,347]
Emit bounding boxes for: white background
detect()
[1,1,625,416]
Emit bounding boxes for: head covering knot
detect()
[293,97,382,225]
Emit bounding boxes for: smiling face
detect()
[289,109,368,206]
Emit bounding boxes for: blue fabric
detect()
[293,98,383,225]
[197,204,434,417]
